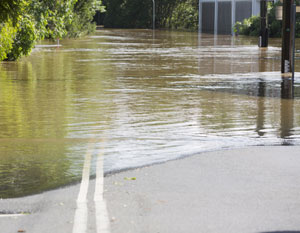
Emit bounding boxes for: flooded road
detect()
[1,29,300,198]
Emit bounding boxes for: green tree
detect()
[155,0,179,28]
[102,0,124,28]
[166,0,198,30]
[103,0,152,28]
[0,0,27,60]
[0,0,27,25]
[103,0,199,30]
[0,0,105,61]
[6,15,37,61]
[0,21,17,61]
[29,0,76,40]
[67,0,105,37]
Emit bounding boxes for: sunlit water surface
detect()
[1,29,300,198]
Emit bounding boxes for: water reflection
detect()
[256,81,266,137]
[279,78,295,141]
[1,29,300,198]
[0,140,81,197]
[281,78,294,99]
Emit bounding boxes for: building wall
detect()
[236,1,252,22]
[200,0,260,35]
[202,2,215,33]
[218,2,232,34]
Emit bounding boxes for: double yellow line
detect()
[72,140,110,233]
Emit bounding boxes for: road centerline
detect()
[94,149,110,233]
[72,144,93,233]
[72,140,110,233]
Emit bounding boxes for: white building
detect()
[199,0,261,34]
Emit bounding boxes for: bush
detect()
[234,16,261,36]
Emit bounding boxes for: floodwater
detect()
[1,29,300,198]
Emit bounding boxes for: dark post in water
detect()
[281,0,296,76]
[259,0,268,47]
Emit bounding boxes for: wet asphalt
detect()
[1,146,300,233]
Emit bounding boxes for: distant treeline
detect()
[102,0,299,38]
[0,0,105,61]
[102,0,199,30]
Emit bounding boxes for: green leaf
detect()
[124,177,136,181]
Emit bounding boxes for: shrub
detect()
[234,16,261,36]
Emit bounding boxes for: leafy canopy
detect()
[0,0,105,61]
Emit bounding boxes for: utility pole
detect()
[214,0,218,35]
[259,0,268,47]
[199,0,202,33]
[281,0,296,76]
[152,0,155,30]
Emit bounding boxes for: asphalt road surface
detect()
[1,146,300,233]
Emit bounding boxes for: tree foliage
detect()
[0,0,27,25]
[102,0,199,30]
[103,0,153,28]
[67,0,105,37]
[0,21,17,61]
[28,0,75,40]
[0,0,26,61]
[6,15,37,61]
[166,0,198,30]
[234,16,261,37]
[0,0,105,61]
[155,0,180,28]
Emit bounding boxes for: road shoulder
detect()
[105,146,300,233]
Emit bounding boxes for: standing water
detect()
[0,29,300,198]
